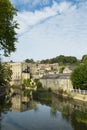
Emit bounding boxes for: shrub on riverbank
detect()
[33,89,52,101]
[75,110,87,124]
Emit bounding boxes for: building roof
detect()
[41,73,71,79]
[66,66,76,70]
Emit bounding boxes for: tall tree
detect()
[0,0,18,56]
[25,59,34,63]
[71,64,87,90]
[81,54,87,64]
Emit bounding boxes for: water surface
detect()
[0,94,87,130]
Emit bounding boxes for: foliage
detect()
[71,64,87,90]
[0,63,12,85]
[40,55,78,65]
[25,59,34,63]
[50,106,58,117]
[38,91,52,101]
[0,95,12,111]
[81,55,87,64]
[33,90,52,101]
[23,78,31,87]
[23,78,36,88]
[75,109,87,124]
[0,0,18,56]
[34,79,42,90]
[23,89,31,97]
[33,79,52,101]
[59,66,65,73]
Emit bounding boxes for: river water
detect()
[0,94,87,130]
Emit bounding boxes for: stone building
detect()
[8,62,30,86]
[63,66,76,73]
[40,73,73,92]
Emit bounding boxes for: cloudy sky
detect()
[4,0,87,61]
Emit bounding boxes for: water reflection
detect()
[50,106,58,118]
[0,96,12,130]
[51,95,87,130]
[10,88,39,113]
[0,89,87,130]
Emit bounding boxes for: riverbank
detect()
[71,93,87,102]
[53,91,87,102]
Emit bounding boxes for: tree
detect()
[25,59,34,63]
[23,78,31,88]
[71,64,87,90]
[0,0,18,56]
[34,78,42,90]
[81,54,87,64]
[0,63,12,85]
[40,55,78,65]
[23,78,36,89]
[59,66,65,73]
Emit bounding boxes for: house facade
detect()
[63,66,76,73]
[40,73,73,92]
[8,62,30,86]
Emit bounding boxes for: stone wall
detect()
[9,62,30,86]
[71,93,87,102]
[40,74,73,91]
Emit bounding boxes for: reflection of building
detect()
[52,95,87,113]
[40,73,73,91]
[8,62,30,86]
[11,89,35,112]
[11,96,33,112]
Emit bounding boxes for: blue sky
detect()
[4,0,87,61]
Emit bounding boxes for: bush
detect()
[71,64,87,90]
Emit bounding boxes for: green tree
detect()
[40,55,78,65]
[23,78,36,89]
[59,66,65,73]
[0,0,18,56]
[71,64,87,90]
[0,63,12,85]
[25,58,34,63]
[81,54,87,64]
[34,79,42,90]
[23,78,31,88]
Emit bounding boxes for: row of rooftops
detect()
[41,73,71,79]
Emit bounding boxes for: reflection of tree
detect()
[71,109,87,130]
[60,102,87,130]
[62,104,72,122]
[52,95,87,130]
[0,97,12,129]
[0,97,12,113]
[23,89,31,97]
[50,106,58,118]
[75,109,87,123]
[33,102,39,112]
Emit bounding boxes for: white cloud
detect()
[16,1,72,35]
[4,0,87,62]
[29,0,42,7]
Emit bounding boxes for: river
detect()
[0,93,87,130]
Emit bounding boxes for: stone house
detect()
[8,62,30,86]
[63,66,76,73]
[40,73,73,92]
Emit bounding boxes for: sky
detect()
[3,0,87,62]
